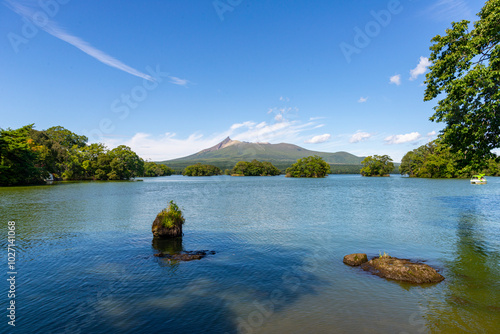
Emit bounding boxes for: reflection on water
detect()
[152,237,184,254]
[0,175,499,333]
[423,197,500,333]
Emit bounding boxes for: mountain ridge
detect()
[158,137,365,172]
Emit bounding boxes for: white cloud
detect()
[305,134,331,144]
[5,1,156,82]
[389,74,401,85]
[230,121,255,130]
[309,116,326,121]
[349,131,372,143]
[358,97,368,103]
[169,76,190,86]
[274,114,284,122]
[427,131,437,137]
[410,57,431,81]
[102,116,325,160]
[384,132,422,144]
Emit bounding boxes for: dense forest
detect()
[182,163,222,176]
[0,124,173,186]
[230,160,280,176]
[399,140,500,178]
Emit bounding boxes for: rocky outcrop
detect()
[152,215,182,238]
[154,250,216,262]
[360,256,444,284]
[343,253,368,266]
[151,201,184,238]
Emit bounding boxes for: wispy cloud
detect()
[305,134,331,144]
[349,131,372,143]
[424,0,473,21]
[384,132,421,144]
[389,74,401,85]
[168,76,190,86]
[5,0,154,81]
[358,97,368,103]
[410,57,431,81]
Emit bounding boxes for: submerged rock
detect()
[343,253,368,266]
[361,256,444,284]
[154,250,216,262]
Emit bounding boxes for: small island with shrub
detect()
[360,155,394,177]
[231,159,281,176]
[183,163,222,176]
[285,156,330,178]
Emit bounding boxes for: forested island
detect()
[399,140,500,178]
[0,124,173,186]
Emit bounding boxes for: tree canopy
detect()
[231,159,281,176]
[360,155,394,177]
[285,156,330,178]
[183,163,222,176]
[0,124,173,186]
[400,139,500,178]
[424,0,500,167]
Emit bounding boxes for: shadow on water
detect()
[422,195,500,332]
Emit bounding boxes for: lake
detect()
[1,175,499,333]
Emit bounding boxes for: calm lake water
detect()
[1,175,499,333]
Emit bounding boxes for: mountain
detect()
[158,137,365,173]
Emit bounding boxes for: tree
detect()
[285,156,330,178]
[231,160,280,176]
[143,161,174,177]
[107,145,144,180]
[399,139,497,178]
[424,0,500,168]
[360,155,394,177]
[0,124,46,186]
[183,163,221,176]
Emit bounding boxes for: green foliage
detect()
[424,0,500,168]
[285,155,331,178]
[231,159,281,176]
[107,145,144,180]
[183,163,222,176]
[400,139,499,178]
[360,155,394,177]
[143,161,174,177]
[0,124,168,186]
[158,200,185,228]
[0,124,46,186]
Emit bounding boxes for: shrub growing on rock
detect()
[152,201,185,238]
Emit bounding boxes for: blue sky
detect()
[0,0,487,161]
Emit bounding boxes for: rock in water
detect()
[343,253,368,266]
[361,256,444,284]
[154,250,216,261]
[152,201,185,238]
